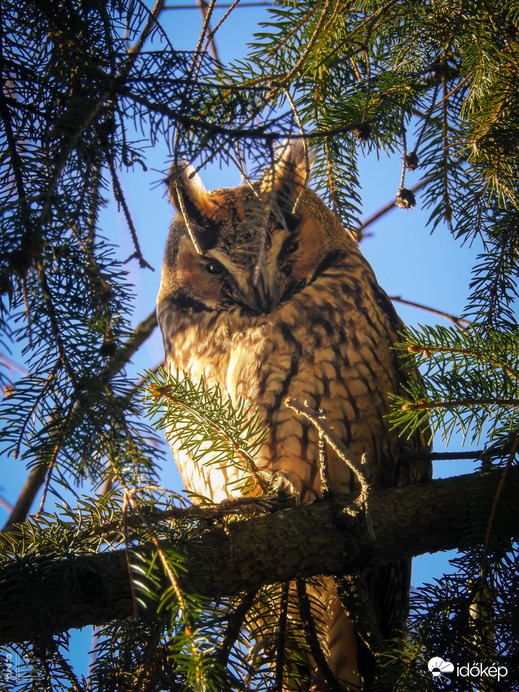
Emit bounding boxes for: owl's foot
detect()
[268,471,301,500]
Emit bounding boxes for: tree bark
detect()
[0,469,517,644]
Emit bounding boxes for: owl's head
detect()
[158,141,354,316]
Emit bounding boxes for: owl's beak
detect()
[249,267,282,314]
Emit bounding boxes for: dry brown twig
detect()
[284,396,374,538]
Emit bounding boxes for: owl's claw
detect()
[268,471,299,498]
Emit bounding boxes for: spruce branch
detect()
[484,219,516,331]
[148,369,270,495]
[441,66,453,229]
[392,325,519,443]
[35,402,77,518]
[403,327,519,383]
[12,360,62,460]
[1,469,518,644]
[36,264,77,387]
[270,0,335,94]
[36,0,166,234]
[3,310,159,531]
[3,1,519,686]
[102,433,221,689]
[0,70,32,236]
[296,578,343,692]
[480,430,519,574]
[273,581,289,691]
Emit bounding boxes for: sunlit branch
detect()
[1,469,517,644]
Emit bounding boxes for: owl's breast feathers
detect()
[158,249,418,501]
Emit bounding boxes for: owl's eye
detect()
[205,260,225,275]
[282,238,299,255]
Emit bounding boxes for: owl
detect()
[157,141,431,690]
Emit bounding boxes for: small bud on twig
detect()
[352,123,371,143]
[404,151,419,171]
[395,187,417,209]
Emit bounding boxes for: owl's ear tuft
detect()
[260,139,314,204]
[167,162,213,227]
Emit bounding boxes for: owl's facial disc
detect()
[165,173,342,316]
[203,233,289,314]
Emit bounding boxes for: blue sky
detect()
[1,1,484,680]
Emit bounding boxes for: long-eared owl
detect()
[157,141,431,690]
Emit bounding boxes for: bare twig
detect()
[0,353,27,376]
[2,465,47,532]
[285,397,374,541]
[173,182,203,255]
[173,0,217,159]
[0,496,13,512]
[127,0,165,57]
[105,147,154,270]
[201,0,241,60]
[196,0,220,62]
[355,176,432,241]
[429,450,484,461]
[389,295,471,328]
[433,72,472,112]
[284,397,370,500]
[402,397,519,412]
[317,425,332,496]
[164,2,272,7]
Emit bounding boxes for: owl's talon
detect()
[268,472,299,498]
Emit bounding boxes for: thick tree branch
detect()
[1,469,518,644]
